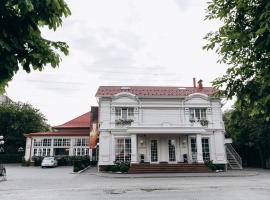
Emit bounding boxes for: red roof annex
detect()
[25,109,99,138]
[95,86,218,97]
[53,112,91,129]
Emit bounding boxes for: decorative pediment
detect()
[112,92,139,105]
[185,93,210,106]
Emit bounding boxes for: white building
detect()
[24,107,99,161]
[96,81,240,172]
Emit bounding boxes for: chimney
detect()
[198,79,203,89]
[193,78,196,88]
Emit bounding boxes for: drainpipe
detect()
[29,137,33,162]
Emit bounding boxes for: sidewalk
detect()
[84,167,259,178]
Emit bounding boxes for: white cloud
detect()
[6,0,229,125]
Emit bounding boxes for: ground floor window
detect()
[202,138,210,161]
[190,138,197,161]
[115,138,131,162]
[53,148,69,156]
[33,148,51,156]
[168,139,176,162]
[73,148,89,156]
[151,140,158,162]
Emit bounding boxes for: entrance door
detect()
[168,139,176,162]
[150,140,158,162]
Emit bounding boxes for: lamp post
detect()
[0,136,4,153]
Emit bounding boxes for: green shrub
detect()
[119,163,129,173]
[0,154,22,163]
[104,162,130,173]
[204,160,224,171]
[72,156,91,172]
[31,156,44,166]
[21,157,30,166]
[110,165,120,172]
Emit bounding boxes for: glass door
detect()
[202,138,210,161]
[168,139,176,162]
[150,140,158,162]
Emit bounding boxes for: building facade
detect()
[96,83,228,169]
[24,107,99,161]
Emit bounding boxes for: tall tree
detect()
[0,0,71,92]
[0,102,50,154]
[204,0,270,120]
[224,104,270,168]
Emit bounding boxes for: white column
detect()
[131,134,138,163]
[196,134,204,163]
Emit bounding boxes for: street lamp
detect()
[0,136,4,153]
[0,136,4,145]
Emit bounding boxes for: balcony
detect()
[115,119,134,127]
[189,118,208,127]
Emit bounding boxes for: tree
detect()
[0,102,50,154]
[0,0,71,92]
[204,0,270,120]
[224,104,270,168]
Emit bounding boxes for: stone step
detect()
[128,164,212,173]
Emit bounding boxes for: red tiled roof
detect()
[95,86,218,97]
[53,112,91,129]
[25,132,89,137]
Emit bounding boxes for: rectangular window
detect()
[202,138,210,161]
[190,138,197,161]
[47,148,51,156]
[43,139,51,147]
[34,139,42,147]
[189,108,207,120]
[33,148,37,156]
[151,140,158,162]
[168,139,176,162]
[115,138,131,162]
[38,149,42,156]
[42,148,46,156]
[115,107,134,120]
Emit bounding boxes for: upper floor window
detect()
[189,108,206,120]
[115,107,134,120]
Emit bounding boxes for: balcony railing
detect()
[189,118,208,127]
[115,119,134,127]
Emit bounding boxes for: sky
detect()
[5,0,231,126]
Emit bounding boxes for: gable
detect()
[185,93,211,107]
[111,92,139,106]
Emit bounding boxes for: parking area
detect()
[1,164,270,200]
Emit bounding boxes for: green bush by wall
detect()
[0,154,23,163]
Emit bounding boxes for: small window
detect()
[189,108,207,120]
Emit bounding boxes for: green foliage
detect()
[105,162,130,173]
[0,154,22,163]
[21,157,30,166]
[224,105,270,168]
[204,0,270,120]
[0,0,71,92]
[204,160,225,171]
[0,102,50,154]
[73,156,90,172]
[32,156,43,166]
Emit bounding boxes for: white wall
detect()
[98,92,227,165]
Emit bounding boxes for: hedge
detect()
[0,154,23,163]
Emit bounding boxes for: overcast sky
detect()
[5,0,230,126]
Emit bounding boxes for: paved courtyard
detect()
[1,164,270,200]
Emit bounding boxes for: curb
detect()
[71,165,92,174]
[95,171,259,179]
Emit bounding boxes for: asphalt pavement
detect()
[0,164,270,200]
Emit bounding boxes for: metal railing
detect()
[226,143,242,168]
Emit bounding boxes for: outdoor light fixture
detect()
[0,136,4,145]
[140,140,144,144]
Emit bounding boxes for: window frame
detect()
[115,107,134,120]
[115,137,131,162]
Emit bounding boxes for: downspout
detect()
[29,137,33,162]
